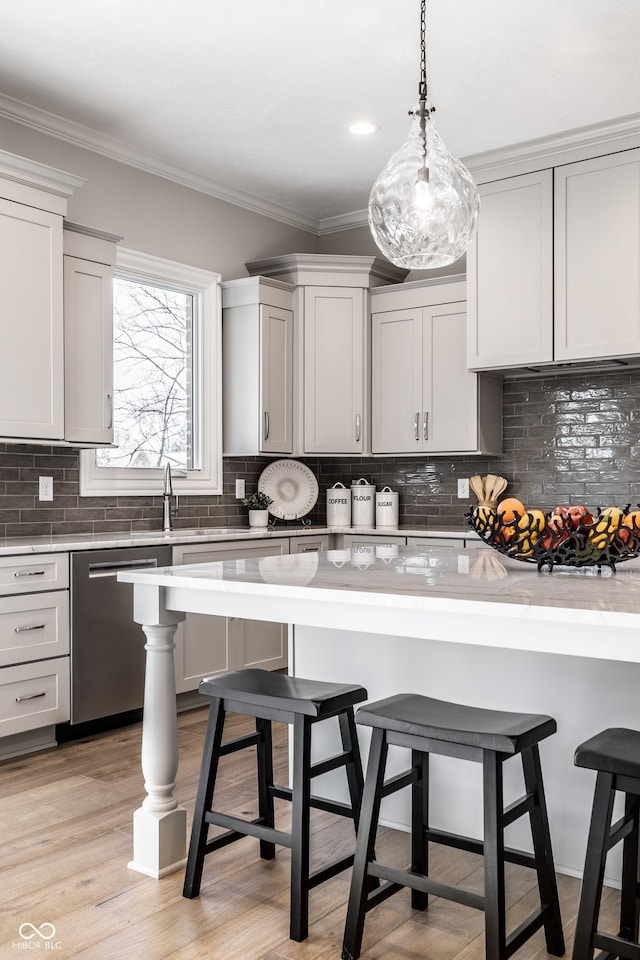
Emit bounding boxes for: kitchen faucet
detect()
[162,461,178,532]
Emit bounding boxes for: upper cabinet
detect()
[467,170,553,370]
[468,148,640,372]
[371,278,502,456]
[222,276,294,456]
[554,149,640,361]
[63,223,122,445]
[246,254,407,456]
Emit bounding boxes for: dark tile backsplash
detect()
[1,368,639,539]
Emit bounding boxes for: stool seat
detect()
[575,727,640,779]
[357,693,556,755]
[200,668,367,718]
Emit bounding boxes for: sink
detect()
[128,527,245,539]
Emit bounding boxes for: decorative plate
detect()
[258,459,319,521]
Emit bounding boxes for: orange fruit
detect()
[497,497,525,524]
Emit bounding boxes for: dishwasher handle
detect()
[88,558,160,579]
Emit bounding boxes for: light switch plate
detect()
[457,478,469,499]
[235,479,246,499]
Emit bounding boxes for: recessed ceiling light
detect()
[349,121,381,136]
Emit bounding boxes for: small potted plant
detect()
[242,490,273,528]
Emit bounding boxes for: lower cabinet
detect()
[0,552,70,739]
[172,539,290,693]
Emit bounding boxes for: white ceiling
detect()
[1,0,639,230]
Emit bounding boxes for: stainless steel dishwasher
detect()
[69,545,172,725]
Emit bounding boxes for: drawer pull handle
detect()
[14,624,46,633]
[14,570,46,578]
[299,546,318,552]
[16,691,46,703]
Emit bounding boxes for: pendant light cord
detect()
[419,0,427,101]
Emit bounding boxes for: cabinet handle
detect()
[107,393,113,430]
[355,414,361,443]
[16,691,46,703]
[14,570,45,578]
[299,545,318,552]
[14,624,46,633]
[423,412,429,441]
[264,410,270,440]
[414,413,420,441]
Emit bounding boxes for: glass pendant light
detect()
[369,0,479,269]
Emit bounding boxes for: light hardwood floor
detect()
[0,708,620,960]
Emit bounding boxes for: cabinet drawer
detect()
[0,553,69,595]
[0,657,70,737]
[289,536,331,553]
[0,592,69,667]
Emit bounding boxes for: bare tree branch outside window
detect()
[96,277,194,469]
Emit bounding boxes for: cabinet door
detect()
[172,539,289,691]
[260,304,293,453]
[64,256,114,444]
[371,308,423,454]
[304,286,365,453]
[555,149,640,360]
[0,198,64,439]
[467,170,553,369]
[424,303,479,452]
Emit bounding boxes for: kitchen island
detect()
[119,544,640,882]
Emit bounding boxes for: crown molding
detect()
[318,113,640,234]
[0,92,319,234]
[0,146,85,197]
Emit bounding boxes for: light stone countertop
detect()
[0,524,473,556]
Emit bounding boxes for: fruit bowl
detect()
[466,503,640,572]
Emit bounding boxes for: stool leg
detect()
[338,707,365,830]
[483,751,507,960]
[521,746,565,955]
[256,717,276,861]
[572,771,616,960]
[290,714,312,942]
[411,749,429,911]
[183,698,226,898]
[342,727,389,960]
[619,791,640,941]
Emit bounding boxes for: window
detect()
[80,249,222,496]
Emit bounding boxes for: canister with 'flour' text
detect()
[351,478,375,527]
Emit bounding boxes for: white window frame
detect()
[80,248,222,496]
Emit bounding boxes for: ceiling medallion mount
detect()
[368,0,480,269]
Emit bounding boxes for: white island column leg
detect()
[127,585,187,878]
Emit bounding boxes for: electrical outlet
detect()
[235,479,246,499]
[457,478,469,499]
[39,476,53,502]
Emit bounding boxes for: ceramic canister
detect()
[375,485,399,527]
[351,477,375,527]
[326,482,351,526]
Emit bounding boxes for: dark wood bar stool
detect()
[182,668,368,942]
[573,728,640,960]
[342,693,565,960]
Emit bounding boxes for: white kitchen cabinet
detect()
[245,254,408,456]
[303,285,366,454]
[63,223,121,445]
[371,279,502,455]
[0,151,82,442]
[222,277,294,455]
[0,198,64,439]
[0,551,70,741]
[467,170,553,370]
[172,538,289,692]
[554,149,640,361]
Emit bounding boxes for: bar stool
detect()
[342,693,565,960]
[573,728,640,960]
[182,668,368,942]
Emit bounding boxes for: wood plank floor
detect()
[0,707,621,960]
